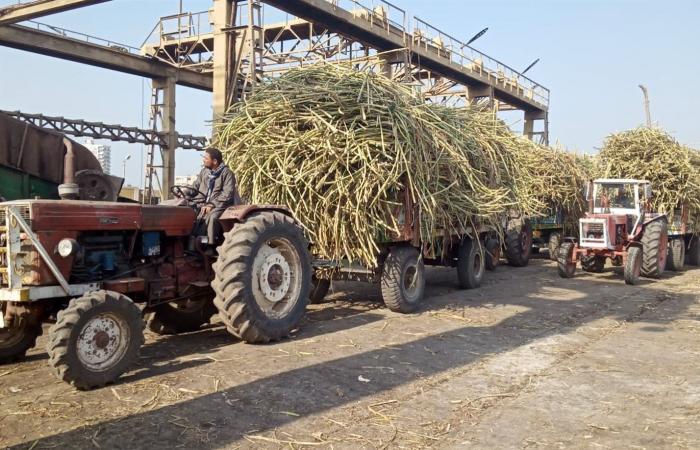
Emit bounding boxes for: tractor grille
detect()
[0,204,31,226]
[582,222,604,235]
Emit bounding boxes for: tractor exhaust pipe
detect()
[58,137,79,200]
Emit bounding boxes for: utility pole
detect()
[638,84,651,127]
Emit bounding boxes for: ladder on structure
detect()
[143,85,164,204]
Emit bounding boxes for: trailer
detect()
[308,185,531,312]
[531,208,564,261]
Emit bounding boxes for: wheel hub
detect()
[259,252,291,303]
[77,314,129,371]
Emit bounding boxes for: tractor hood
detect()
[1,200,195,237]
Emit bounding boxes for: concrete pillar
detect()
[467,85,494,108]
[153,76,176,199]
[524,110,546,143]
[213,0,234,123]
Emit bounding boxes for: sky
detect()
[0,0,698,187]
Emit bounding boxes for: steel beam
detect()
[1,109,208,151]
[0,0,111,25]
[0,24,212,91]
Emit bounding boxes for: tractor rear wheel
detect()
[640,218,668,278]
[457,238,484,289]
[687,237,700,266]
[147,293,216,335]
[309,276,331,304]
[381,246,425,313]
[484,238,500,271]
[212,211,311,343]
[557,243,577,278]
[47,290,144,390]
[548,232,562,262]
[581,255,606,273]
[0,305,42,364]
[505,218,533,267]
[624,246,642,285]
[666,238,685,271]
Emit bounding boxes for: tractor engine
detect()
[579,214,629,249]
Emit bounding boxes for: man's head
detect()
[203,148,224,170]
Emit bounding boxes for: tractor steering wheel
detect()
[171,185,206,200]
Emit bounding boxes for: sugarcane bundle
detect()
[597,127,700,220]
[215,63,553,267]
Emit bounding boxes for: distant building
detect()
[175,174,199,186]
[84,138,111,174]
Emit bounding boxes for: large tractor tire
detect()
[380,246,425,313]
[0,305,42,364]
[581,255,606,273]
[212,211,311,344]
[687,237,700,266]
[47,291,144,390]
[505,218,533,267]
[666,238,685,271]
[484,238,500,271]
[309,275,331,305]
[557,242,577,278]
[548,232,562,262]
[147,293,217,335]
[624,246,642,285]
[457,238,484,289]
[640,218,668,279]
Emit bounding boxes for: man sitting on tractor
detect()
[190,148,241,246]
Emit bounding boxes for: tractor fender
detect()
[218,204,296,232]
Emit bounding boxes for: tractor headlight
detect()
[57,238,79,258]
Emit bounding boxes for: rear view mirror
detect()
[644,184,653,199]
[583,182,593,201]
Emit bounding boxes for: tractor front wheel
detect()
[47,291,144,390]
[212,211,311,343]
[147,293,217,335]
[0,304,42,364]
[548,232,562,262]
[640,218,668,278]
[624,246,643,285]
[557,243,577,278]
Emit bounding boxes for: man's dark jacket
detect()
[190,164,241,208]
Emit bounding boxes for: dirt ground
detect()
[1,256,699,449]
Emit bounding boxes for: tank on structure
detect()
[0,112,122,201]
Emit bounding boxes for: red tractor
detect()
[557,179,668,285]
[0,178,312,389]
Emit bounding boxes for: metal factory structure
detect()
[0,0,549,200]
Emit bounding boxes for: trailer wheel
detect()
[624,246,642,285]
[457,238,484,289]
[581,255,606,273]
[47,291,144,390]
[484,238,500,271]
[212,211,311,343]
[548,232,561,262]
[687,237,700,266]
[666,238,685,271]
[309,275,331,304]
[505,218,533,267]
[557,243,577,278]
[381,246,425,313]
[147,293,216,335]
[0,306,42,364]
[640,217,668,278]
